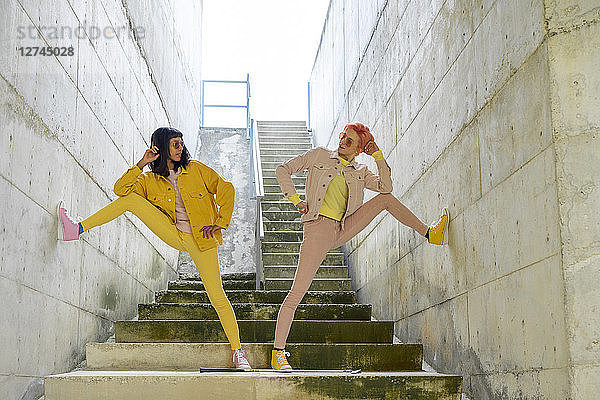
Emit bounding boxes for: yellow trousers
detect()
[80,193,241,350]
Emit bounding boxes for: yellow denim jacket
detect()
[275,147,392,230]
[113,160,235,250]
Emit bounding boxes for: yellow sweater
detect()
[318,157,350,220]
[287,151,384,221]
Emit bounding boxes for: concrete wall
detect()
[310,0,599,399]
[178,127,256,276]
[0,0,202,398]
[546,3,600,399]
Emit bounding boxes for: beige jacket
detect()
[275,147,392,229]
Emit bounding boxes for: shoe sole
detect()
[57,201,64,241]
[270,365,293,373]
[442,207,449,245]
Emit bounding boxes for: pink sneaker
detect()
[57,200,80,241]
[232,348,251,371]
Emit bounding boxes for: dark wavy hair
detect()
[149,127,191,178]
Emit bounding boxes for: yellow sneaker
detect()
[271,349,293,372]
[427,208,449,245]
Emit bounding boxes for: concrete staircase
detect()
[43,121,462,399]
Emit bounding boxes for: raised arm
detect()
[363,141,393,193]
[113,145,159,197]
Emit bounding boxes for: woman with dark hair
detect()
[270,122,449,371]
[57,127,252,370]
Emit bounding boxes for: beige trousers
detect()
[273,193,428,348]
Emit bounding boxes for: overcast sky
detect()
[201,0,330,127]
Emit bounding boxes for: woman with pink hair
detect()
[270,122,449,371]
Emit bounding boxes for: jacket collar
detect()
[170,165,189,175]
[155,164,189,182]
[329,149,359,169]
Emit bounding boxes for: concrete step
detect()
[257,121,307,127]
[259,138,312,145]
[261,169,308,177]
[260,148,310,156]
[262,210,302,221]
[263,160,304,169]
[258,131,309,136]
[261,242,341,253]
[263,265,348,279]
[265,278,352,291]
[259,135,311,141]
[262,176,305,185]
[261,154,308,162]
[261,201,301,212]
[258,119,306,123]
[262,193,305,201]
[262,252,344,266]
[155,290,356,304]
[259,143,313,150]
[45,370,462,400]
[257,125,308,130]
[85,342,423,371]
[263,230,303,242]
[114,320,394,343]
[168,280,254,291]
[179,272,256,282]
[263,221,304,231]
[138,303,371,321]
[258,130,309,135]
[264,184,305,194]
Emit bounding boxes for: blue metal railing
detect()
[201,73,252,138]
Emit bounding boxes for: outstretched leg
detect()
[334,193,428,248]
[79,192,184,250]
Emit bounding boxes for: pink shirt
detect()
[166,168,193,233]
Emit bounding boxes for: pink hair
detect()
[339,122,374,153]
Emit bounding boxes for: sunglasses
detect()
[170,140,185,150]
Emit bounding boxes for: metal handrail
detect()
[250,119,265,289]
[201,73,251,138]
[307,81,311,131]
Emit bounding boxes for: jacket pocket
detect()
[149,193,167,206]
[188,192,206,200]
[312,162,334,170]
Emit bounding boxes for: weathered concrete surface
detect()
[114,320,394,344]
[137,302,372,321]
[546,3,600,398]
[44,370,463,400]
[155,289,357,304]
[178,127,256,276]
[0,0,203,398]
[85,342,423,371]
[309,0,599,398]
